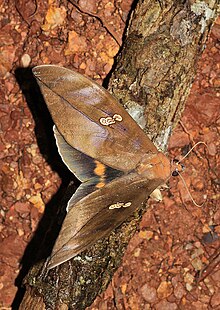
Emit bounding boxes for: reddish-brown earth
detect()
[0,1,219,308]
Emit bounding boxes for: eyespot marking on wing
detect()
[113,114,123,121]
[100,114,123,126]
[108,201,132,210]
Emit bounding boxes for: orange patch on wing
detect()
[95,181,106,189]
[94,160,106,189]
[94,160,106,176]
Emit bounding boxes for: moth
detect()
[32,65,171,269]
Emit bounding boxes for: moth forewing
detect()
[33,65,158,172]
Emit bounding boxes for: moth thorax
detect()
[137,152,171,181]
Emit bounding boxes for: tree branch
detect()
[19,0,218,309]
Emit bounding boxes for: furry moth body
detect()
[33,65,171,269]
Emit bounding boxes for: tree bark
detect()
[19,0,218,309]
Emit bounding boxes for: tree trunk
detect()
[19,0,218,309]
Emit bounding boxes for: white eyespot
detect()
[123,202,132,208]
[99,114,123,126]
[109,201,132,210]
[100,117,115,126]
[109,202,122,209]
[113,114,123,121]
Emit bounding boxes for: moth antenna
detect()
[170,141,209,208]
[177,171,206,208]
[178,141,208,164]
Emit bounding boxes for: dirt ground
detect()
[0,1,219,309]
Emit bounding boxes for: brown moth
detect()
[32,65,171,269]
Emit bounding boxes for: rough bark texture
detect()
[109,0,218,148]
[19,0,218,309]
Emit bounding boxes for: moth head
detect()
[171,159,185,177]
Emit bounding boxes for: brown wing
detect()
[47,171,163,269]
[33,65,157,172]
[54,126,123,210]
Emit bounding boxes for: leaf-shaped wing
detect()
[33,65,157,172]
[47,171,163,269]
